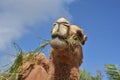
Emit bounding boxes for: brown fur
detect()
[18,53,49,80]
[18,18,87,80]
[25,65,48,80]
[48,46,83,80]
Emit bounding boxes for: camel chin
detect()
[50,37,67,50]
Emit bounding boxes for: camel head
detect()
[50,18,87,51]
[49,18,88,80]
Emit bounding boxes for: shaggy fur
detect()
[18,53,49,80]
[18,18,87,80]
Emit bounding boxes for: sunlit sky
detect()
[0,0,120,79]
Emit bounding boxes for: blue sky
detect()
[0,0,120,79]
[69,0,120,78]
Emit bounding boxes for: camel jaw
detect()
[50,36,67,50]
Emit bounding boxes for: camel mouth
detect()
[50,34,68,50]
[52,34,67,40]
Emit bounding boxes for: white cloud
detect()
[0,0,75,50]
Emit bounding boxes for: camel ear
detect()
[82,35,87,45]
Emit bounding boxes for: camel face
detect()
[50,18,70,50]
[50,18,87,51]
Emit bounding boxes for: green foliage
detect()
[79,69,101,80]
[105,64,120,80]
[9,52,23,73]
[0,41,50,80]
[33,41,50,53]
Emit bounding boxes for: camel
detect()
[18,18,87,80]
[18,53,49,80]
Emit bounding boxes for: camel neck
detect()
[48,60,79,80]
[48,48,82,80]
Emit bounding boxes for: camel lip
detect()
[50,35,68,50]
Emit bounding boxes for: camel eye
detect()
[73,36,78,40]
